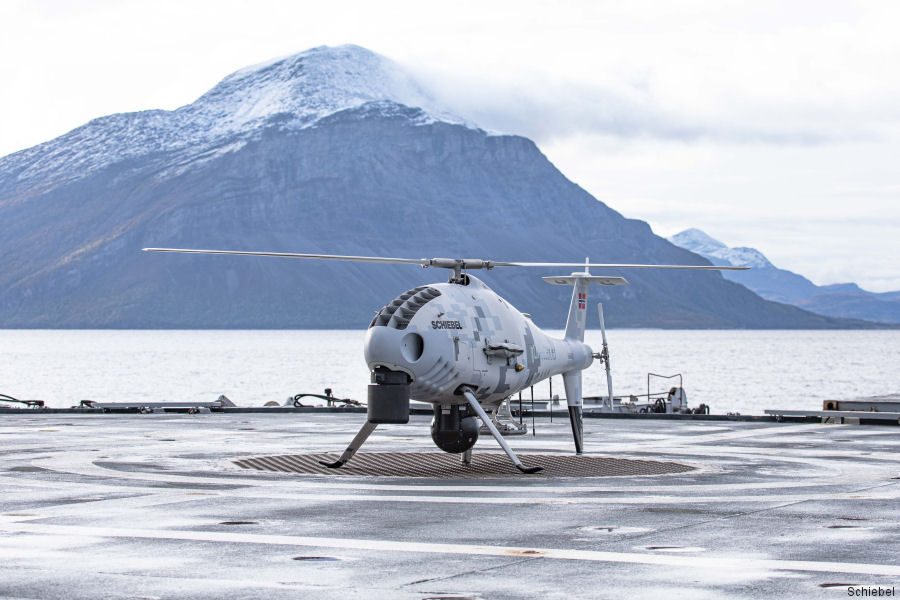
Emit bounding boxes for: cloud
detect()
[532,132,900,293]
[400,1,900,148]
[412,67,879,147]
[2,0,898,292]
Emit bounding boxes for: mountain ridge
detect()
[0,45,885,329]
[669,228,900,324]
[0,45,469,197]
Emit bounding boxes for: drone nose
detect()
[366,326,464,399]
[364,326,424,378]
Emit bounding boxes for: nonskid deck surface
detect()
[1,413,899,599]
[234,451,694,477]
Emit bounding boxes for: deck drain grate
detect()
[232,452,694,478]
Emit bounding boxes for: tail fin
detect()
[542,268,628,456]
[562,370,584,454]
[542,275,628,341]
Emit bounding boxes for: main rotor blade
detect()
[142,248,430,266]
[493,262,749,271]
[143,248,749,271]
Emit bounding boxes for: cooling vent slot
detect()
[369,286,442,330]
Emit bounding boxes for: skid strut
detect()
[319,421,378,469]
[462,388,542,474]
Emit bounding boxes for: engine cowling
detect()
[430,404,479,453]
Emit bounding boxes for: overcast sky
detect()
[2,0,898,291]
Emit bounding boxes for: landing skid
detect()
[320,393,541,474]
[462,388,542,474]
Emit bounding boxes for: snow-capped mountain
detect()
[0,46,880,328]
[669,229,900,323]
[198,44,467,131]
[669,229,772,269]
[0,45,468,192]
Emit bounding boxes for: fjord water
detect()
[2,329,898,415]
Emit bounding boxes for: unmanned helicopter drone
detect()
[144,248,746,473]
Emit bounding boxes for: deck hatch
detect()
[233,452,694,478]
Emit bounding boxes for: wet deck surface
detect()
[1,413,898,599]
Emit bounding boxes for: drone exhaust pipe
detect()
[367,366,410,424]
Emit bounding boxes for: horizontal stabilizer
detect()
[542,276,628,286]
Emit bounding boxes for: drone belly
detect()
[408,334,472,402]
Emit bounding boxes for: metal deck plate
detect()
[233,452,695,478]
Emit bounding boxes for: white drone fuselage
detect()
[142,246,745,471]
[364,275,592,407]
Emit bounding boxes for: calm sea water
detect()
[1,329,898,415]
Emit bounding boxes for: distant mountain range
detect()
[0,45,883,329]
[669,228,900,324]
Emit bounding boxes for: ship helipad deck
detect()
[1,413,898,599]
